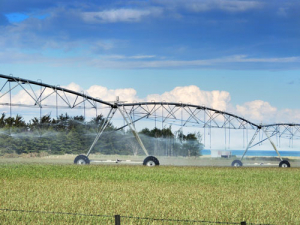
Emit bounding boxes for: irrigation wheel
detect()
[74,155,90,165]
[143,156,160,166]
[231,159,243,167]
[279,160,290,168]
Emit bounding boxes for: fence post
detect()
[115,215,121,225]
[241,222,246,225]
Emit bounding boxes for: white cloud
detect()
[87,55,300,69]
[146,85,231,111]
[129,55,156,59]
[233,55,300,63]
[92,40,115,51]
[56,85,300,125]
[86,85,139,103]
[236,100,277,123]
[235,100,300,124]
[62,82,83,93]
[156,0,262,13]
[73,84,300,125]
[1,81,300,127]
[217,0,262,12]
[0,50,46,64]
[277,7,288,17]
[1,50,300,70]
[276,109,300,123]
[98,54,156,60]
[82,8,162,23]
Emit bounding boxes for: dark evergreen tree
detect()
[0,113,204,157]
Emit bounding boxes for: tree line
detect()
[0,113,204,157]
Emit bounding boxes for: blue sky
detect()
[1,0,300,124]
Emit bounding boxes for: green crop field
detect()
[1,163,300,224]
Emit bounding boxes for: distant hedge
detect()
[0,113,203,156]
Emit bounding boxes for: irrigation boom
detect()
[0,74,299,167]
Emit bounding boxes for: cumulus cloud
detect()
[236,100,277,123]
[1,80,300,126]
[82,8,162,23]
[146,85,231,111]
[86,85,139,103]
[62,82,83,93]
[276,109,300,123]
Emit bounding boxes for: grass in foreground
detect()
[0,164,300,224]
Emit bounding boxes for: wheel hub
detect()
[146,160,155,166]
[77,159,86,165]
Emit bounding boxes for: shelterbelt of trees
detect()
[0,113,204,157]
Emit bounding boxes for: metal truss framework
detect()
[1,74,300,158]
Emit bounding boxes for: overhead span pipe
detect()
[119,102,260,129]
[0,74,114,107]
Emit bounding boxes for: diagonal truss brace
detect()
[118,106,149,156]
[241,128,260,160]
[85,103,150,158]
[86,107,117,157]
[241,127,283,161]
[262,128,283,161]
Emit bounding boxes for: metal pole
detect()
[56,88,58,118]
[161,103,163,131]
[9,81,12,136]
[225,117,227,150]
[246,124,248,144]
[181,106,183,142]
[155,106,156,128]
[95,102,97,118]
[204,109,206,147]
[241,128,260,160]
[40,87,42,121]
[229,123,230,149]
[292,127,294,148]
[210,113,212,149]
[115,215,121,225]
[84,95,86,119]
[279,126,281,148]
[86,107,116,157]
[37,79,42,122]
[118,107,149,156]
[243,128,245,148]
[9,81,11,118]
[262,128,283,161]
[276,126,278,147]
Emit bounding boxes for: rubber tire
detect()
[74,155,90,165]
[279,160,290,168]
[231,160,243,167]
[143,156,160,166]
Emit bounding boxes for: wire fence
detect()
[0,208,273,225]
